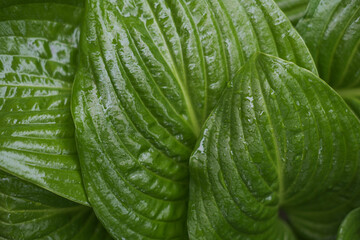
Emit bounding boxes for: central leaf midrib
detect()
[144,0,200,137]
[252,60,285,205]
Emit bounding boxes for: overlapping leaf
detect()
[0,0,87,204]
[297,0,360,88]
[296,0,360,117]
[337,207,360,240]
[188,53,360,240]
[72,0,317,238]
[0,170,111,240]
[275,0,310,24]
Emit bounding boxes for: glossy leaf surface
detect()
[0,170,111,240]
[297,0,360,89]
[72,0,317,238]
[275,0,310,24]
[337,207,360,240]
[297,0,360,121]
[188,53,360,240]
[0,0,88,204]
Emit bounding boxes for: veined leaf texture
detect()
[188,53,360,240]
[72,0,316,238]
[1,0,360,239]
[0,170,111,239]
[0,1,111,239]
[0,0,88,205]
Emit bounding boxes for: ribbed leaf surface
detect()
[0,170,111,240]
[297,0,360,89]
[188,53,360,240]
[72,0,317,239]
[297,0,360,122]
[275,0,310,24]
[0,0,88,204]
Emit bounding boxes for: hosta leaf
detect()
[275,0,310,24]
[72,0,316,238]
[297,0,360,126]
[0,0,88,204]
[296,0,360,90]
[337,207,360,240]
[188,53,360,240]
[0,170,111,240]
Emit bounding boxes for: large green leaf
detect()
[0,170,111,240]
[275,0,310,24]
[296,0,360,88]
[296,10,360,238]
[188,53,360,240]
[72,0,316,238]
[337,207,360,240]
[296,0,360,116]
[0,0,88,204]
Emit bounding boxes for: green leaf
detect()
[188,53,360,240]
[72,0,317,238]
[296,0,360,90]
[0,170,112,240]
[275,0,310,24]
[297,0,360,123]
[337,207,360,240]
[0,0,88,205]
